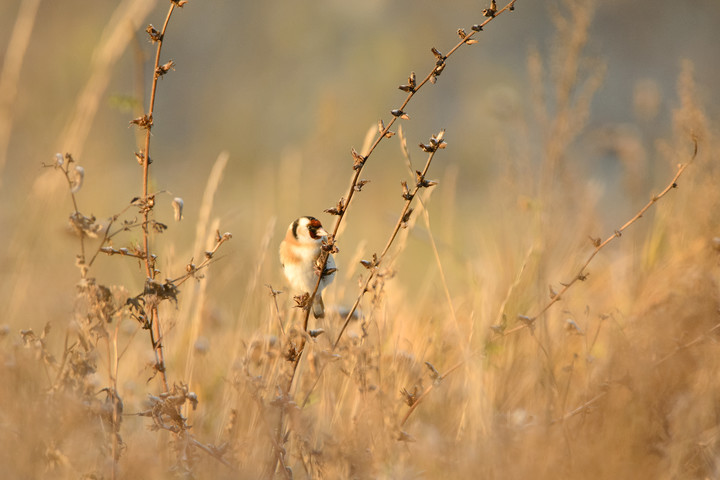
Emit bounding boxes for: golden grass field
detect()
[1,0,719,478]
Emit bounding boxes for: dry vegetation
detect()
[1,0,719,479]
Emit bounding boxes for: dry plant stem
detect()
[299,0,520,341]
[142,4,175,278]
[297,146,443,408]
[400,360,463,427]
[503,137,698,337]
[141,3,177,393]
[654,322,720,367]
[333,147,441,349]
[551,390,608,425]
[278,4,519,472]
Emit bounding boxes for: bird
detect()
[279,216,336,318]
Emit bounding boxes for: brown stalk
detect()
[275,4,521,473]
[298,0,519,351]
[400,359,464,427]
[138,3,178,394]
[502,137,698,337]
[333,141,443,349]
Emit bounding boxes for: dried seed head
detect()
[70,166,84,193]
[130,114,153,129]
[172,197,184,221]
[425,361,441,382]
[401,181,413,200]
[308,328,325,338]
[401,208,413,228]
[146,24,162,42]
[354,179,370,192]
[156,60,175,77]
[391,109,409,119]
[483,0,498,17]
[293,293,311,311]
[565,319,583,335]
[325,197,345,216]
[351,148,366,170]
[518,315,535,332]
[400,386,419,406]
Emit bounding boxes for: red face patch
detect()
[308,218,323,239]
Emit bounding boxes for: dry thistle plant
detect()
[258,1,521,477]
[27,1,234,478]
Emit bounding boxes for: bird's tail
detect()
[312,295,325,319]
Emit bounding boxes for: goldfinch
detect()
[279,216,336,318]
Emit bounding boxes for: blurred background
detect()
[1,0,718,331]
[1,0,719,478]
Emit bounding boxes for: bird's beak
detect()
[316,227,329,237]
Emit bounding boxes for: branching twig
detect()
[300,0,520,346]
[333,132,445,349]
[275,3,521,473]
[400,360,464,427]
[501,137,698,337]
[132,2,181,393]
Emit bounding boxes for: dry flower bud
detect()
[70,166,84,193]
[425,361,441,381]
[172,197,184,221]
[308,328,325,338]
[156,60,175,76]
[391,109,410,120]
[130,114,153,129]
[401,181,413,200]
[401,208,413,228]
[351,147,366,170]
[354,179,370,192]
[145,24,162,42]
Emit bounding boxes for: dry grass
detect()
[1,0,719,479]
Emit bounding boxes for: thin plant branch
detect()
[501,137,698,337]
[300,0,520,343]
[134,2,179,394]
[400,360,464,427]
[333,134,445,349]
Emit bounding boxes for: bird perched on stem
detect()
[279,216,336,318]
